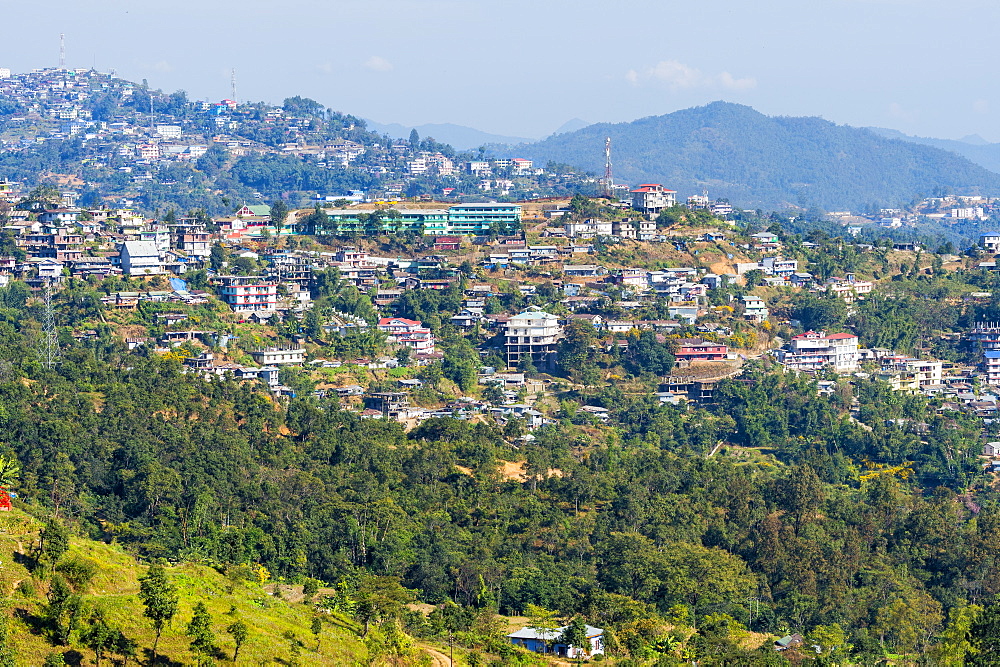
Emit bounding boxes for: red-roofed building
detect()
[631,184,677,215]
[433,236,461,251]
[378,317,436,352]
[676,341,728,362]
[780,330,859,373]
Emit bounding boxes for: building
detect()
[505,310,562,369]
[507,625,604,658]
[780,331,859,373]
[630,184,676,215]
[446,202,522,235]
[742,295,769,323]
[249,346,305,366]
[877,356,943,392]
[378,318,436,353]
[120,240,163,275]
[169,220,211,259]
[217,275,278,312]
[982,234,1000,254]
[676,341,728,362]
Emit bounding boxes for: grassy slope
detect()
[0,510,367,665]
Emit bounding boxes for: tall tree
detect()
[186,602,215,666]
[227,618,249,663]
[138,564,179,660]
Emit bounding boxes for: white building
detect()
[120,240,163,275]
[505,310,562,369]
[781,331,859,373]
[742,295,769,323]
[630,184,676,215]
[981,233,1000,254]
[249,347,305,366]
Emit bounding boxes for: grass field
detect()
[0,510,367,665]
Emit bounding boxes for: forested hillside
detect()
[503,102,1000,211]
[6,264,1000,663]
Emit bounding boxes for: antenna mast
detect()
[59,33,65,69]
[603,137,614,198]
[231,68,238,104]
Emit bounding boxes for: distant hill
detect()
[548,118,590,136]
[502,102,1000,210]
[867,127,1000,174]
[364,119,534,150]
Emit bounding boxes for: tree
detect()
[311,616,323,650]
[80,610,114,667]
[968,604,1000,666]
[38,519,70,574]
[270,199,290,233]
[44,575,82,645]
[227,618,249,663]
[559,617,590,663]
[138,564,179,660]
[526,604,559,653]
[186,602,215,665]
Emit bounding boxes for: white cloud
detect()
[626,60,756,91]
[364,56,393,72]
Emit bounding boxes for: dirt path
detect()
[421,644,451,666]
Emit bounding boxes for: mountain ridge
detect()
[499,101,1000,210]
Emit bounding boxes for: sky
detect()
[4,0,999,141]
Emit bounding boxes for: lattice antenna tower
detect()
[603,137,614,198]
[59,34,65,69]
[38,280,60,370]
[231,68,238,104]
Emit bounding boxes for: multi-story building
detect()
[310,203,520,236]
[981,233,1000,254]
[780,331,859,373]
[169,220,211,259]
[378,317,436,353]
[120,240,163,275]
[675,341,728,363]
[630,184,676,215]
[742,295,769,323]
[217,275,278,312]
[249,346,305,365]
[986,351,1000,385]
[877,356,943,392]
[505,310,562,369]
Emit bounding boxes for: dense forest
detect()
[504,102,1000,211]
[4,277,1000,663]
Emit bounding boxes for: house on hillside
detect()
[507,625,604,658]
[120,240,163,275]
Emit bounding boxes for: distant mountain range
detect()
[866,127,1000,174]
[494,102,1000,211]
[363,120,535,150]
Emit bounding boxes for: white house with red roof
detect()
[630,184,677,215]
[378,318,436,353]
[780,331,859,373]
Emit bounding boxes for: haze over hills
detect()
[499,102,1000,211]
[866,126,1000,174]
[363,119,534,150]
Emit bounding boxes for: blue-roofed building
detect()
[507,624,604,658]
[985,349,1000,385]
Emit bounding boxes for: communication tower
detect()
[59,33,65,69]
[603,137,614,198]
[231,68,238,104]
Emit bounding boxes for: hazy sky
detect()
[4,0,998,141]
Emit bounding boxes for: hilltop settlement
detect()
[9,65,1000,665]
